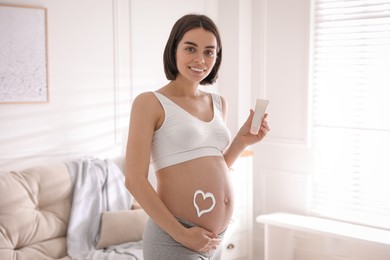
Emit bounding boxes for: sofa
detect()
[0,159,147,260]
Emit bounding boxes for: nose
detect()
[193,53,205,63]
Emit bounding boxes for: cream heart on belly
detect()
[193,189,216,217]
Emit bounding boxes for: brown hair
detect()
[163,14,222,85]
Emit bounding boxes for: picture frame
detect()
[0,4,49,104]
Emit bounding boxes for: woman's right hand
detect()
[179,226,221,253]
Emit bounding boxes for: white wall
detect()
[0,0,132,171]
[217,0,253,134]
[251,0,312,257]
[251,0,311,215]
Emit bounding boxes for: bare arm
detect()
[124,92,219,252]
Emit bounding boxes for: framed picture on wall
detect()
[0,4,49,103]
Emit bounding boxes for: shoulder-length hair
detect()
[163,14,222,85]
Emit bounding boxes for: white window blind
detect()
[310,0,390,229]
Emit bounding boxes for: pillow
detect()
[96,209,148,249]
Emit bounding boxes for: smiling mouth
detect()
[189,66,206,72]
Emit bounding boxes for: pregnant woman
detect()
[124,14,270,260]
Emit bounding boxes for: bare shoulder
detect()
[131,92,161,112]
[130,91,163,126]
[132,91,158,106]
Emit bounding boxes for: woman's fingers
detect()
[261,113,270,131]
[198,233,221,253]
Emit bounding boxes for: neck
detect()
[168,77,201,97]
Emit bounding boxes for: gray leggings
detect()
[142,217,225,260]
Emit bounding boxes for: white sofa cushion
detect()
[96,209,148,249]
[0,164,72,260]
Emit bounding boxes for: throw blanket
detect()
[66,158,143,260]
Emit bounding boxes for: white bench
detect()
[256,212,390,260]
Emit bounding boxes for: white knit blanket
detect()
[66,157,143,260]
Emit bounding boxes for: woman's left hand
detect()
[236,111,270,146]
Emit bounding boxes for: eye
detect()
[205,50,215,57]
[185,47,196,53]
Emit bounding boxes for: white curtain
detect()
[310,0,390,229]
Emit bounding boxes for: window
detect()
[310,0,390,229]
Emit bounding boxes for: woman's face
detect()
[175,28,218,84]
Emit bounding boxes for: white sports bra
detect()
[150,92,231,171]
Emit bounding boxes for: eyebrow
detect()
[183,41,216,49]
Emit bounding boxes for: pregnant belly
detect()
[156,156,235,234]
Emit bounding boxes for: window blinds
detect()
[310,0,390,229]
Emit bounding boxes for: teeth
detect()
[191,67,204,72]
